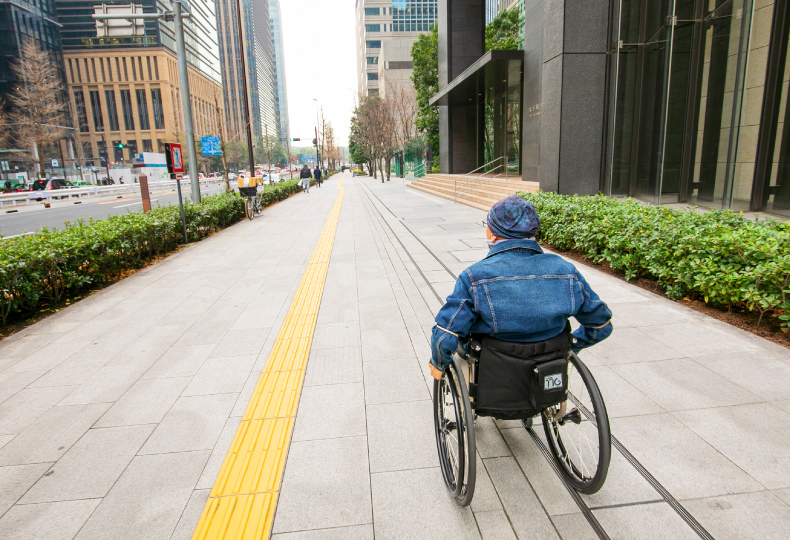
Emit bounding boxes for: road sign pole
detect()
[174,173,189,243]
[172,0,200,204]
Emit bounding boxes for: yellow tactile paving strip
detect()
[192,174,346,540]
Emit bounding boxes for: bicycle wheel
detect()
[433,357,476,506]
[542,352,610,494]
[244,197,254,220]
[254,197,262,216]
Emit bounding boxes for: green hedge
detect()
[518,191,790,328]
[0,192,249,325]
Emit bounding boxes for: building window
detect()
[151,88,165,129]
[366,40,381,49]
[89,90,104,132]
[68,59,74,83]
[125,140,138,159]
[153,56,159,80]
[365,24,380,32]
[106,58,112,82]
[147,57,152,80]
[73,90,89,133]
[364,7,379,15]
[369,88,379,96]
[115,58,121,81]
[105,90,120,131]
[367,56,379,65]
[142,139,153,152]
[120,90,135,131]
[367,73,378,80]
[131,57,137,80]
[136,89,150,130]
[75,60,82,83]
[122,58,128,80]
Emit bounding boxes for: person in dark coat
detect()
[299,164,312,193]
[314,166,323,188]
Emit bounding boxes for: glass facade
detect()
[270,0,290,145]
[120,89,135,130]
[105,90,120,131]
[391,1,437,32]
[604,0,790,216]
[74,90,90,132]
[151,88,165,130]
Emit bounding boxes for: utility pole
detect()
[214,93,230,192]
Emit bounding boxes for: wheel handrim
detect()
[434,368,465,496]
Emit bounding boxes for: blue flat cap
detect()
[487,195,540,239]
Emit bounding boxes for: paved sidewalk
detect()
[1,174,789,539]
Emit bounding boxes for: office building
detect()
[216,0,277,145]
[55,0,223,168]
[432,0,790,217]
[355,0,438,97]
[270,0,290,145]
[0,0,65,118]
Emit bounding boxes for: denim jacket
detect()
[430,239,612,368]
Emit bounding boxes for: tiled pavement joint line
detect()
[191,174,347,540]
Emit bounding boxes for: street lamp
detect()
[312,98,320,168]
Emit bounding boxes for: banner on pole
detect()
[201,136,222,156]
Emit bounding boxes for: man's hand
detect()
[429,362,444,381]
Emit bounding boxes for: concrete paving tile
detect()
[229,369,262,417]
[593,501,700,539]
[0,499,100,540]
[292,382,366,442]
[499,428,578,517]
[550,513,599,540]
[273,436,372,534]
[473,509,517,540]
[0,463,51,515]
[229,306,281,330]
[74,450,210,540]
[611,413,763,499]
[4,341,87,373]
[95,377,191,427]
[59,363,150,405]
[582,327,684,364]
[312,321,361,349]
[141,344,214,379]
[26,352,110,389]
[360,327,415,362]
[0,332,64,361]
[484,456,561,539]
[195,415,242,490]
[139,393,237,454]
[358,307,407,332]
[209,329,271,357]
[0,403,109,465]
[610,300,700,328]
[673,403,790,490]
[174,316,234,347]
[470,453,505,513]
[683,491,790,540]
[303,347,363,387]
[170,488,211,540]
[0,371,45,404]
[370,467,480,540]
[692,351,790,401]
[272,524,374,539]
[181,355,256,396]
[586,365,665,418]
[474,417,512,459]
[611,359,761,412]
[367,400,436,473]
[0,385,78,435]
[362,357,429,405]
[20,424,154,503]
[773,487,790,506]
[0,435,13,449]
[580,446,662,508]
[640,322,764,357]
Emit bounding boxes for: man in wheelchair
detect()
[429,195,613,381]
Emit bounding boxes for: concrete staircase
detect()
[408,173,539,211]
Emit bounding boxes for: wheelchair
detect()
[433,331,611,506]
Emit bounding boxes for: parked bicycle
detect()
[239,186,261,220]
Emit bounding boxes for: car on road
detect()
[32,178,70,191]
[1,181,28,193]
[227,172,237,181]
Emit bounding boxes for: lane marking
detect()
[192,172,347,540]
[114,202,142,208]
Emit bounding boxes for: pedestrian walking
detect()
[299,164,312,193]
[314,165,323,188]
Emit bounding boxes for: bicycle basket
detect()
[239,186,258,197]
[472,327,570,420]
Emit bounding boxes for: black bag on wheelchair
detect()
[472,326,571,420]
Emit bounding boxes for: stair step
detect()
[407,173,538,212]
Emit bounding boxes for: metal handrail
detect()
[413,162,427,178]
[456,167,512,198]
[454,156,507,203]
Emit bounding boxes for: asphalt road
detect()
[0,183,228,238]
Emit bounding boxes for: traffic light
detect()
[117,143,124,149]
[312,138,317,146]
[289,138,300,142]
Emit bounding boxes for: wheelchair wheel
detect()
[433,357,476,506]
[542,352,610,494]
[245,197,254,220]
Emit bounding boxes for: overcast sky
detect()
[279,0,357,148]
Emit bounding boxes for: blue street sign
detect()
[201,136,222,156]
[300,157,316,163]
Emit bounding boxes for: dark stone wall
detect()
[438,0,484,173]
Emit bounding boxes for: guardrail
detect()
[0,178,222,208]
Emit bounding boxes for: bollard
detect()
[139,174,152,213]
